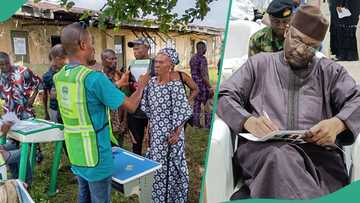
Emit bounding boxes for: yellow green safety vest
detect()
[54,65,118,167]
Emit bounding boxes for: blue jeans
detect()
[76,175,112,203]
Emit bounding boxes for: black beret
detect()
[267,0,294,18]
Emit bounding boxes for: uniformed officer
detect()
[248,0,294,56]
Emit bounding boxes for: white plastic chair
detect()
[205,116,236,202]
[351,135,360,181]
[0,165,7,180]
[221,19,263,81]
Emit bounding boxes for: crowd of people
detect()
[0,20,215,202]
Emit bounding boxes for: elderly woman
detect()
[141,48,192,202]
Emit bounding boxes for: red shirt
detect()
[0,65,42,119]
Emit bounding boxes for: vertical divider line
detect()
[199,0,234,202]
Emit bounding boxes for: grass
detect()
[1,66,218,203]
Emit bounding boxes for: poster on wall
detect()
[115,44,123,54]
[13,37,27,55]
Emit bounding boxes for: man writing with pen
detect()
[217,5,360,200]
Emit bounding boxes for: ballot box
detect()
[2,118,64,196]
[8,119,64,143]
[112,147,161,203]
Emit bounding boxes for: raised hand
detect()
[137,73,150,89]
[115,71,130,88]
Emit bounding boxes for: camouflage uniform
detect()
[248,27,284,57]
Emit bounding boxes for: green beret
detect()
[267,0,294,18]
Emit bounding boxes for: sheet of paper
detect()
[239,130,308,142]
[337,7,351,19]
[13,37,27,55]
[114,44,122,54]
[130,67,148,81]
[130,60,150,81]
[11,120,51,133]
[1,112,20,123]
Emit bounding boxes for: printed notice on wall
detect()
[13,37,27,55]
[115,44,123,54]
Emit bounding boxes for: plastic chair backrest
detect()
[351,134,360,181]
[205,116,235,202]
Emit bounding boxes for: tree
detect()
[37,0,217,32]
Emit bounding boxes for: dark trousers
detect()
[127,115,148,155]
[3,140,32,185]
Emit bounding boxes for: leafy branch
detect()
[54,0,217,32]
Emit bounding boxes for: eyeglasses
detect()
[287,31,318,53]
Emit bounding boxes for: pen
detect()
[263,110,270,120]
[262,110,280,132]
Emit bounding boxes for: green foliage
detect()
[57,0,217,32]
[55,0,74,10]
[79,10,93,21]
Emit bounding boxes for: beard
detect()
[285,50,315,70]
[284,41,315,70]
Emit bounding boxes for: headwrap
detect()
[158,48,180,65]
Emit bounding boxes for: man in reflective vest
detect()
[54,22,148,203]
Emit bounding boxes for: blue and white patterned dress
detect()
[141,77,192,203]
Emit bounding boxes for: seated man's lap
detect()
[235,141,304,169]
[235,141,349,192]
[1,140,18,151]
[297,143,349,190]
